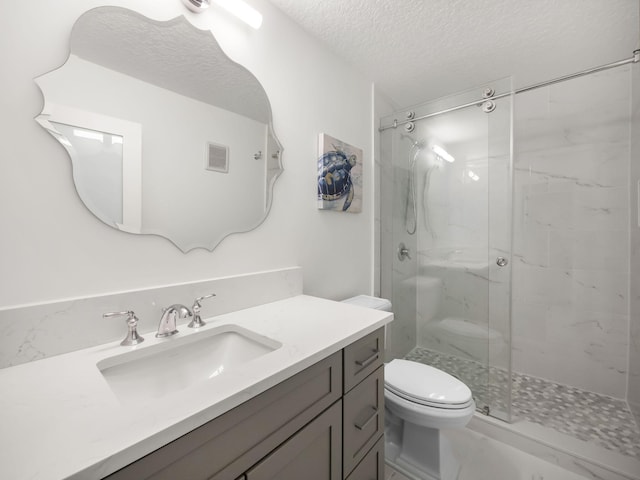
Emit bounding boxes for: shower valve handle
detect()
[398,243,411,261]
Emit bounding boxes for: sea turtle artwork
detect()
[317,133,363,213]
[318,147,356,210]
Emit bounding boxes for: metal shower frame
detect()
[379,49,640,132]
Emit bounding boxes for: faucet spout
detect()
[156,304,192,338]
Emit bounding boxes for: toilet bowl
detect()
[384,359,475,480]
[341,295,476,480]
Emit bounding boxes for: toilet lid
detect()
[385,359,472,408]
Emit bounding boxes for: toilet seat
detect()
[386,385,474,410]
[384,387,476,429]
[384,359,473,409]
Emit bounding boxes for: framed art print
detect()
[317,133,362,213]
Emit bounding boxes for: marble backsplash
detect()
[0,267,303,369]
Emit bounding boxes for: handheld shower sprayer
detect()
[400,133,436,238]
[401,134,425,235]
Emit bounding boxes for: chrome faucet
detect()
[156,304,192,338]
[188,293,216,328]
[104,310,145,346]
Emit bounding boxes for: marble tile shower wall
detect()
[390,163,419,361]
[511,66,632,398]
[630,62,640,425]
[414,122,492,354]
[378,127,418,362]
[411,95,513,371]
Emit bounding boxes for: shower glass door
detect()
[379,79,513,421]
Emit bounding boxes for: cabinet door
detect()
[104,353,342,480]
[343,366,384,476]
[246,401,342,480]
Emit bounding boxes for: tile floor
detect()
[384,426,593,480]
[405,346,640,459]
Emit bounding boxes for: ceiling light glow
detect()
[432,145,455,163]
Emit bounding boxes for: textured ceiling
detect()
[72,8,271,123]
[267,0,639,109]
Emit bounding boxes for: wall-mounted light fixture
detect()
[182,0,263,29]
[432,145,455,163]
[181,0,211,14]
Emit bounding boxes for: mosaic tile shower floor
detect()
[405,346,640,459]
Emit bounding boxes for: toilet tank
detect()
[341,295,392,312]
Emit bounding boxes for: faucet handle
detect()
[104,310,145,346]
[189,293,216,328]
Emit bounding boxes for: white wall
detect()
[0,0,374,307]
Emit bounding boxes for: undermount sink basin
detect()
[97,324,281,403]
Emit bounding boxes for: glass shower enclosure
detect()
[379,79,513,421]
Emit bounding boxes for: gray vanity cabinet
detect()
[343,366,384,475]
[245,401,342,480]
[343,328,384,392]
[104,328,385,480]
[345,437,385,480]
[342,329,385,478]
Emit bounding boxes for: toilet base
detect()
[385,419,461,480]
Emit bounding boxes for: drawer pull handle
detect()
[354,407,378,431]
[355,350,379,368]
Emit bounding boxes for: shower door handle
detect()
[496,257,508,267]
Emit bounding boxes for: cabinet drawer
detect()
[246,400,342,480]
[345,436,384,480]
[105,352,342,480]
[343,328,384,393]
[343,366,384,476]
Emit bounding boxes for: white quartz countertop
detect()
[0,295,392,480]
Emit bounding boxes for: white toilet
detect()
[342,295,476,480]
